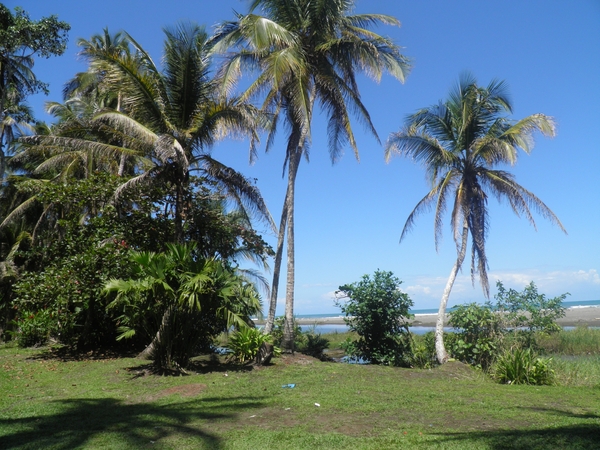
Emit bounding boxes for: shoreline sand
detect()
[275,306,600,328]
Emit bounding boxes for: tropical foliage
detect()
[336,270,414,366]
[385,73,566,364]
[105,242,262,372]
[446,281,567,373]
[228,327,272,363]
[0,21,274,365]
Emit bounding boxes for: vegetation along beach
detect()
[1,0,599,449]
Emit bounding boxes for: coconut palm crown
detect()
[385,73,566,363]
[11,24,274,243]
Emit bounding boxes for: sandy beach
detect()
[289,306,600,328]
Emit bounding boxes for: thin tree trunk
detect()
[116,93,127,177]
[174,179,185,244]
[263,189,288,334]
[0,65,6,181]
[282,148,302,352]
[435,224,469,364]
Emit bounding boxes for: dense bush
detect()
[447,302,503,369]
[12,228,133,349]
[336,270,414,367]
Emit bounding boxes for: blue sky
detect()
[10,0,600,313]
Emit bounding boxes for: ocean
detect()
[288,299,600,335]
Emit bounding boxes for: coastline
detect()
[281,306,600,328]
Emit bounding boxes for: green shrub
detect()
[410,331,437,369]
[11,309,58,348]
[336,270,414,367]
[228,327,272,363]
[493,347,555,385]
[448,303,503,369]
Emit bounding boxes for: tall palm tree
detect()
[385,73,566,364]
[212,0,411,348]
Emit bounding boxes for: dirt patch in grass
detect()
[147,383,208,401]
[277,353,320,365]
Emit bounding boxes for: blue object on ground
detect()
[282,384,296,388]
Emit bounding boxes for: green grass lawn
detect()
[1,343,599,449]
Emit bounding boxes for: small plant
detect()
[298,332,330,360]
[493,347,555,385]
[410,331,437,369]
[11,309,62,348]
[228,327,272,363]
[271,316,305,350]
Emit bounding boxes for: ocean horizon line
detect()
[285,299,600,320]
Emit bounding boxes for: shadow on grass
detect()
[0,395,265,449]
[26,345,140,362]
[437,425,600,449]
[437,405,600,450]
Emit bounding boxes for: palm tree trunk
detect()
[282,148,302,352]
[435,224,469,364]
[138,304,174,364]
[174,179,185,243]
[263,189,288,334]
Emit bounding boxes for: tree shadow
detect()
[436,405,600,449]
[0,395,265,449]
[437,425,600,449]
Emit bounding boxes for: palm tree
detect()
[212,0,411,348]
[10,24,274,242]
[384,73,566,364]
[105,242,262,372]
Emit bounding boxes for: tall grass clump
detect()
[552,355,600,387]
[537,326,600,355]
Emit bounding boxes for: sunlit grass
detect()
[2,341,600,449]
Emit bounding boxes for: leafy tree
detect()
[0,5,69,178]
[212,0,411,349]
[494,281,567,347]
[335,270,414,366]
[105,243,262,372]
[385,73,566,364]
